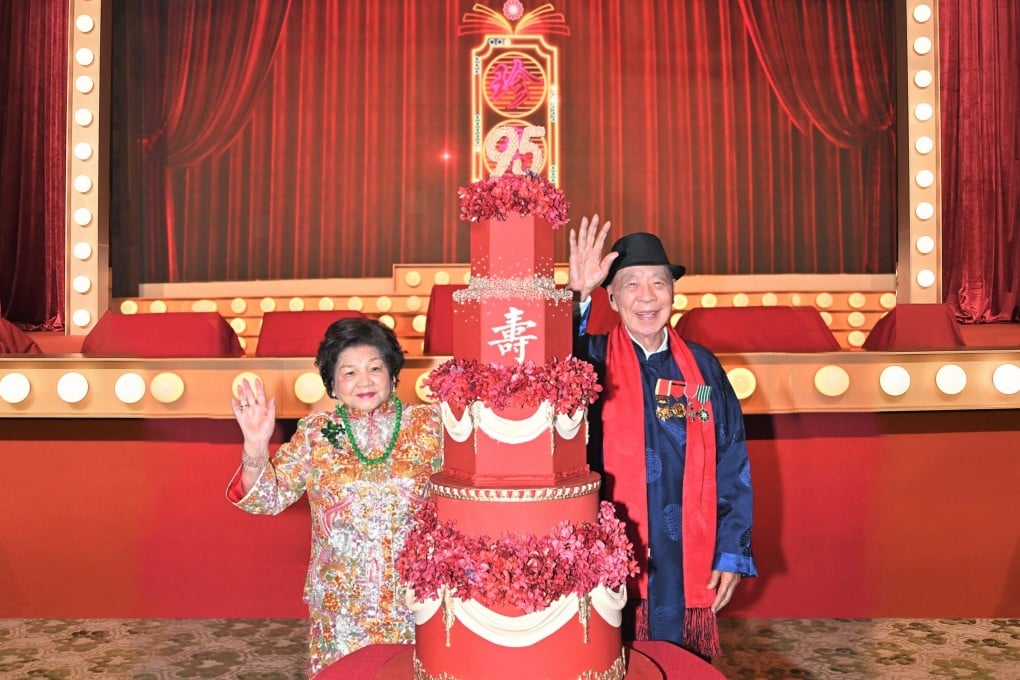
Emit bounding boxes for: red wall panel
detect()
[1,413,1017,619]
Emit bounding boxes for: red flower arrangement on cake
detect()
[424,356,601,415]
[397,500,639,613]
[458,172,571,228]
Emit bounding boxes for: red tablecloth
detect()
[423,284,467,355]
[255,310,364,356]
[862,303,966,350]
[80,311,244,357]
[674,305,840,352]
[0,317,42,354]
[317,640,725,679]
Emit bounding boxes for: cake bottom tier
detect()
[409,587,628,680]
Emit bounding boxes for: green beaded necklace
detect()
[336,396,403,466]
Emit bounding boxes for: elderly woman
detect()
[227,317,442,676]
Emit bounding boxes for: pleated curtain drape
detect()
[109,0,897,288]
[2,0,1016,326]
[0,0,67,329]
[939,0,1020,323]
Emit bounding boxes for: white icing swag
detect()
[406,585,626,647]
[440,401,586,444]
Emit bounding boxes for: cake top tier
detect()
[458,173,570,280]
[448,172,576,365]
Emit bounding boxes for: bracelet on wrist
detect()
[242,452,269,470]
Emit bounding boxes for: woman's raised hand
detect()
[568,214,617,302]
[232,377,276,451]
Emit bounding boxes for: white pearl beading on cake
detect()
[452,275,574,303]
[406,584,626,648]
[440,401,585,444]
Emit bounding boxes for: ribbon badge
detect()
[655,379,712,423]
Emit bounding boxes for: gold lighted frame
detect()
[65,2,940,333]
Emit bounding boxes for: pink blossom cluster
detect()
[458,173,571,228]
[397,500,639,613]
[423,356,601,415]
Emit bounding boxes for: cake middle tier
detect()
[450,288,574,364]
[439,401,591,486]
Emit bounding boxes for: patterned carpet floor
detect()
[0,618,1017,679]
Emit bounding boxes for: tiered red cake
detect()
[395,175,646,680]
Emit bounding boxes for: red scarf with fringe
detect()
[602,322,720,657]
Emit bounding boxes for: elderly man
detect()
[569,215,757,659]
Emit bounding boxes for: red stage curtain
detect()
[113,0,470,289]
[131,0,293,282]
[0,0,67,328]
[110,0,896,293]
[939,0,1020,323]
[736,0,895,273]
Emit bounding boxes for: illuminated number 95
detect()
[484,125,545,177]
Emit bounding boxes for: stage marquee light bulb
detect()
[151,372,185,404]
[879,365,911,396]
[74,108,93,126]
[75,48,95,66]
[726,367,757,400]
[75,14,95,32]
[57,372,90,403]
[992,364,1020,396]
[73,142,93,160]
[935,364,967,395]
[72,276,92,294]
[0,372,31,404]
[294,372,326,404]
[71,309,92,327]
[115,373,147,404]
[73,242,93,260]
[814,366,850,397]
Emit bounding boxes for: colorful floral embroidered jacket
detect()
[227,401,442,676]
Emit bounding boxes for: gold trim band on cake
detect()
[428,477,601,502]
[580,649,627,680]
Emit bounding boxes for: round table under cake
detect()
[317,641,726,679]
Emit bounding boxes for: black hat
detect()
[602,232,686,287]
